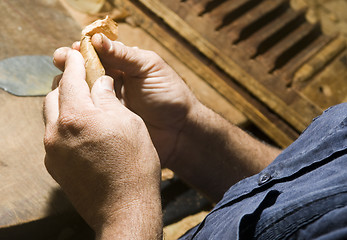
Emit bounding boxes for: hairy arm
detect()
[168,101,281,202]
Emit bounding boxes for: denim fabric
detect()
[179,103,347,239]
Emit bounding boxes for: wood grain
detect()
[133,0,310,131]
[0,0,81,228]
[120,0,346,148]
[114,0,299,147]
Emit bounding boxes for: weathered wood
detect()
[293,36,346,83]
[223,0,289,43]
[189,0,214,13]
[203,0,246,24]
[300,50,347,110]
[156,0,312,103]
[131,0,313,132]
[114,0,299,146]
[258,22,319,72]
[279,33,332,83]
[0,90,74,228]
[0,0,81,228]
[239,8,306,57]
[116,0,347,149]
[160,0,182,13]
[0,0,80,61]
[207,0,262,29]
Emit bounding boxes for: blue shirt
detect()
[180,103,347,239]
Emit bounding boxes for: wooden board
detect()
[113,0,346,147]
[299,50,347,109]
[0,0,81,228]
[114,0,301,147]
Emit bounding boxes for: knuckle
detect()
[57,112,86,135]
[146,51,162,63]
[130,114,143,127]
[127,114,146,132]
[43,131,56,153]
[44,155,53,172]
[118,45,130,61]
[44,155,58,181]
[43,128,61,166]
[145,51,166,70]
[44,90,56,104]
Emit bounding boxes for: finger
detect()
[43,88,59,127]
[52,74,63,90]
[91,75,123,112]
[59,50,93,112]
[105,69,124,100]
[72,41,80,51]
[91,33,148,76]
[53,47,71,71]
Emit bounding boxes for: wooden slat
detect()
[280,34,332,82]
[257,22,320,72]
[209,0,263,30]
[190,0,216,13]
[206,0,246,26]
[160,0,182,12]
[221,0,288,42]
[239,8,306,57]
[293,36,346,83]
[299,50,347,110]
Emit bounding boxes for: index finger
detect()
[59,50,93,113]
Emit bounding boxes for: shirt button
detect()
[258,173,272,185]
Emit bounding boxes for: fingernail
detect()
[115,41,125,46]
[100,76,114,91]
[72,41,80,50]
[101,33,113,51]
[54,47,66,57]
[53,48,66,63]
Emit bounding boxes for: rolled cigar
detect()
[80,16,118,89]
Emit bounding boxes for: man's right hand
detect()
[93,34,199,167]
[53,34,198,168]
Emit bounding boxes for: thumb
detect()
[91,33,149,76]
[91,75,121,111]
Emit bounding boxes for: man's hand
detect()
[44,50,162,239]
[53,35,197,168]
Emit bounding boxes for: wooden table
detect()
[0,0,81,232]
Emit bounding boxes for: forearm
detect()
[167,101,281,202]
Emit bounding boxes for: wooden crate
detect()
[113,0,347,147]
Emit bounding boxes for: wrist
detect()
[165,99,212,170]
[95,185,163,240]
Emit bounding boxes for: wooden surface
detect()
[0,0,81,227]
[114,0,301,147]
[117,0,346,147]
